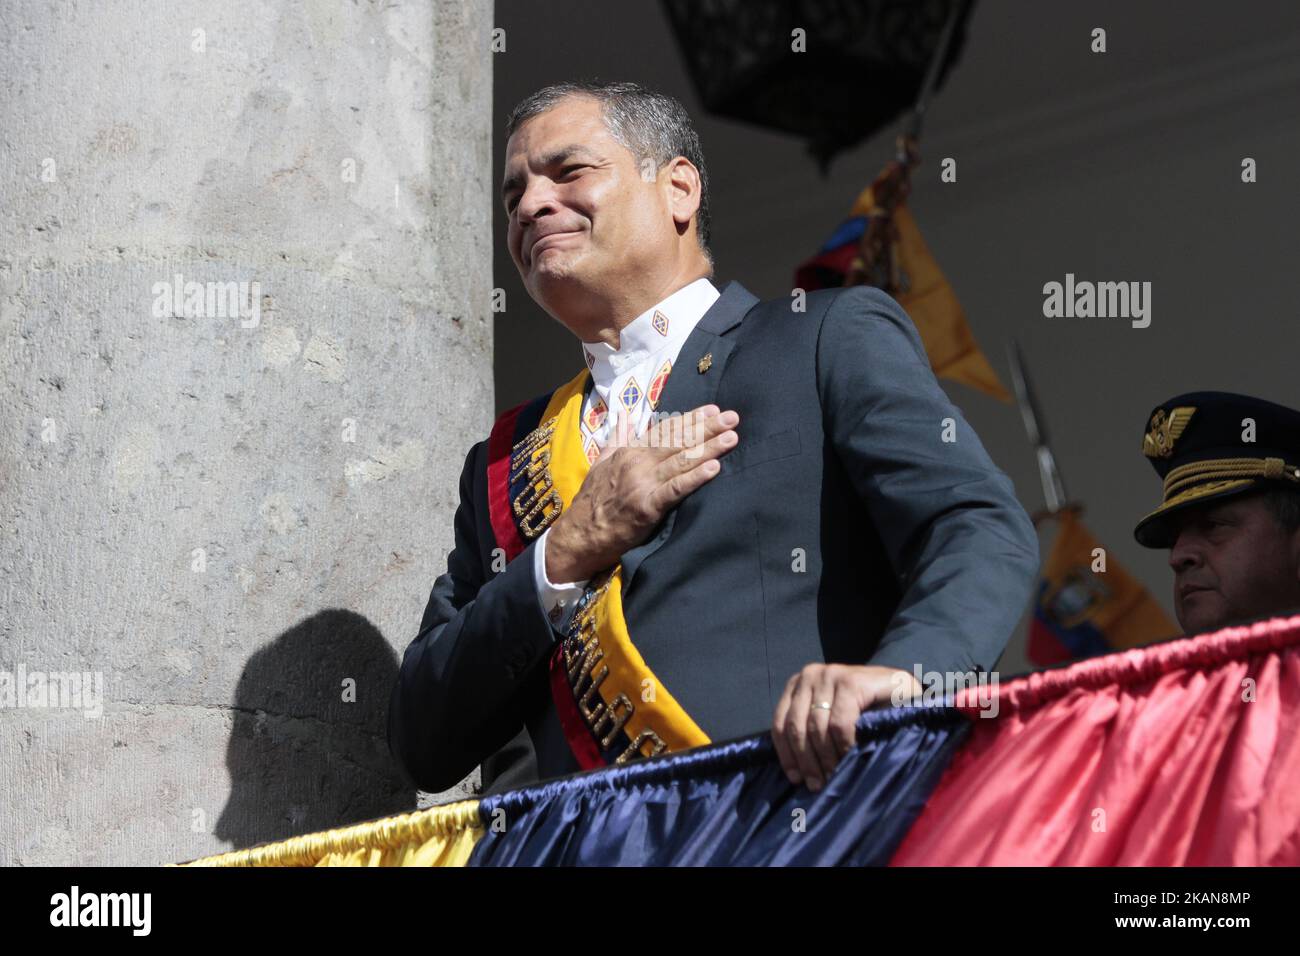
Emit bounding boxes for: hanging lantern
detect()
[661,0,976,173]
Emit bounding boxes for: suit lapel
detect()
[620,278,760,593]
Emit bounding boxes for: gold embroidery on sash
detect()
[562,573,668,764]
[510,416,563,538]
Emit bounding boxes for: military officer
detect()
[1134,391,1300,635]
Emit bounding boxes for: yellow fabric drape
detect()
[175,799,484,867]
[848,184,1011,402]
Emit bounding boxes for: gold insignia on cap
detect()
[1142,406,1196,459]
[697,353,712,374]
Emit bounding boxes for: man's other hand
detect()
[771,663,923,792]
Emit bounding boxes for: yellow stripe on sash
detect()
[589,565,710,756]
[540,367,591,505]
[536,367,710,760]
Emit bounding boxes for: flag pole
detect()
[1007,338,1070,520]
[903,0,970,151]
[860,0,967,286]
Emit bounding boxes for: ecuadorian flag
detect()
[1028,506,1178,665]
[795,163,1010,402]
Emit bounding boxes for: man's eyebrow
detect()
[1202,502,1239,521]
[501,145,599,202]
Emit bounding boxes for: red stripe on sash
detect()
[486,402,528,563]
[548,643,605,770]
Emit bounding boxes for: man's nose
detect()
[1168,529,1203,572]
[515,182,558,225]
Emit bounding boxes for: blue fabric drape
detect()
[470,704,968,866]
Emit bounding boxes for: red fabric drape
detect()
[891,614,1300,865]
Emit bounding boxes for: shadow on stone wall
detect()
[213,609,413,850]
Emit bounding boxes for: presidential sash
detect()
[486,368,711,769]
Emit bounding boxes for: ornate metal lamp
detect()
[661,0,976,174]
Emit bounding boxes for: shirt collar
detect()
[581,277,720,388]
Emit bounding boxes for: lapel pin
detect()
[697,353,713,374]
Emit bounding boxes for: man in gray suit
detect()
[388,81,1040,797]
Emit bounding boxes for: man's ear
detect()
[666,156,701,231]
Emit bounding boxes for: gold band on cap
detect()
[1136,456,1300,541]
[1162,456,1300,501]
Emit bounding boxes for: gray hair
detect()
[505,80,713,268]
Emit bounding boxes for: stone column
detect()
[0,0,493,864]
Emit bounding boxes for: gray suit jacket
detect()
[388,280,1040,793]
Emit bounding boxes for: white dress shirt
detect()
[533,276,722,633]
